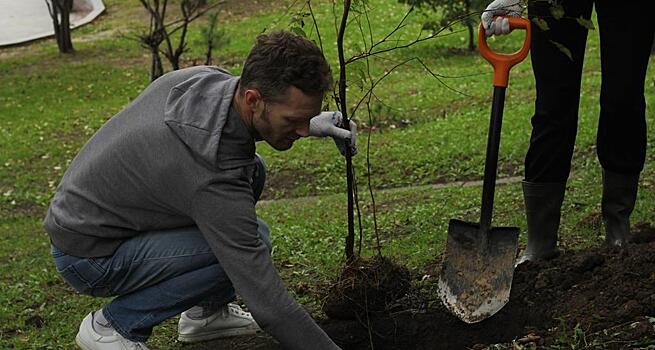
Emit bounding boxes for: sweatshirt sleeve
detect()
[190,167,340,350]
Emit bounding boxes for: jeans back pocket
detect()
[52,245,111,297]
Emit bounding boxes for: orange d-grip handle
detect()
[478,17,532,88]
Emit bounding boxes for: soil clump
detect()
[322,256,412,321]
[320,224,655,349]
[192,225,655,349]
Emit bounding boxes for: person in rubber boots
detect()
[481,0,654,263]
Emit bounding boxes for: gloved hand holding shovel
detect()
[481,0,525,37]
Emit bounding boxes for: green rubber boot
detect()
[602,169,639,247]
[516,181,567,265]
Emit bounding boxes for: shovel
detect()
[437,17,532,324]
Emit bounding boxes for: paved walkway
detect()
[0,0,105,47]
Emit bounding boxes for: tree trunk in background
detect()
[150,47,164,81]
[466,21,475,51]
[59,0,74,52]
[204,41,213,65]
[138,0,167,81]
[465,0,475,51]
[203,12,219,65]
[46,0,75,54]
[139,0,217,80]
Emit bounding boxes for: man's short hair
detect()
[240,31,333,103]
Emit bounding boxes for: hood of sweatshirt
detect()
[164,67,252,169]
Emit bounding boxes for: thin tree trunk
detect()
[60,0,74,53]
[46,0,75,54]
[467,21,475,51]
[150,48,164,81]
[465,0,475,51]
[205,40,213,65]
[48,1,64,52]
[337,0,356,263]
[168,2,193,70]
[204,14,216,65]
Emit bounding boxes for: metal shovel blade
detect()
[437,219,519,323]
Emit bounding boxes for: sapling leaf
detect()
[357,69,367,87]
[290,26,307,38]
[532,17,549,31]
[575,17,595,30]
[549,40,572,60]
[549,4,565,20]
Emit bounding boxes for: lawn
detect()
[1,0,654,349]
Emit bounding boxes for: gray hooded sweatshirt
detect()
[44,66,339,349]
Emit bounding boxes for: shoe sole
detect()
[178,325,262,343]
[75,334,94,350]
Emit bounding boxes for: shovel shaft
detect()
[480,86,506,232]
[436,19,530,325]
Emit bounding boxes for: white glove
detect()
[481,0,524,37]
[309,111,357,156]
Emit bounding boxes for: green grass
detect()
[1,0,654,348]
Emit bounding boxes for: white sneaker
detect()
[76,312,150,350]
[178,303,262,343]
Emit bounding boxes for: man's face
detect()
[252,86,322,151]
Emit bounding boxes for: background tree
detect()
[138,0,166,80]
[398,0,487,51]
[45,0,75,53]
[196,12,230,65]
[137,0,221,81]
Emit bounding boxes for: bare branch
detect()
[365,96,382,258]
[350,55,477,119]
[413,57,477,98]
[337,1,351,121]
[306,1,324,53]
[164,0,223,33]
[332,0,339,42]
[252,0,301,35]
[363,3,374,49]
[353,170,363,257]
[354,9,369,52]
[346,8,484,65]
[350,58,414,118]
[369,6,414,52]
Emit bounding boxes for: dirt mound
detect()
[190,225,655,350]
[321,224,655,349]
[323,256,412,320]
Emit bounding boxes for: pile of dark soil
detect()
[321,224,655,349]
[193,225,655,350]
[322,256,412,320]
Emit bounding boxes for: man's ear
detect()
[243,89,263,112]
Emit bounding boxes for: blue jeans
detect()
[51,219,271,342]
[51,155,269,342]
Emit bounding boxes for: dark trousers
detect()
[525,0,654,182]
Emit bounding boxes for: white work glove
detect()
[309,111,357,156]
[481,0,524,37]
